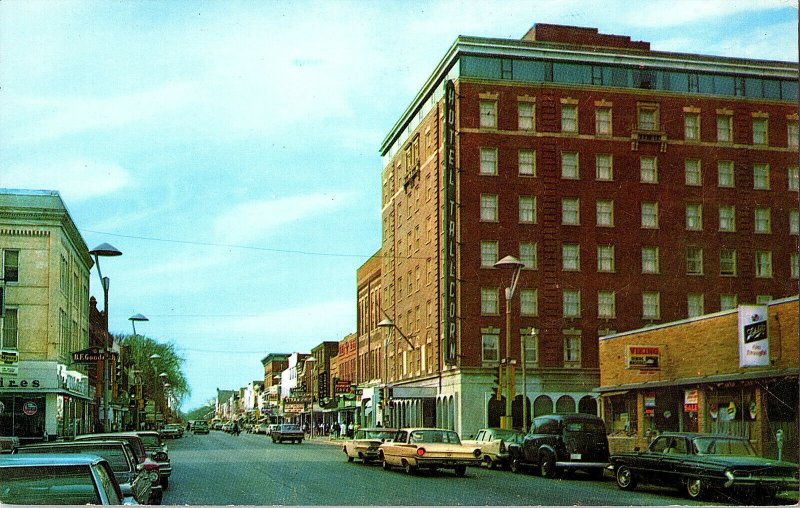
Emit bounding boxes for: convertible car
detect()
[610,432,799,502]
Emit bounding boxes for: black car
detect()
[610,432,800,502]
[507,413,609,478]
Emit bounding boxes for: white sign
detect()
[738,305,769,367]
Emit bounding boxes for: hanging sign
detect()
[738,305,769,367]
[684,389,698,412]
[0,349,19,375]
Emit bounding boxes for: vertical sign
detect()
[738,305,769,367]
[444,80,457,365]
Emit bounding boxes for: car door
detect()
[383,431,408,466]
[635,436,679,485]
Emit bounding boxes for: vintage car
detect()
[463,427,525,469]
[160,423,184,439]
[610,432,800,502]
[0,435,20,454]
[378,428,482,476]
[135,430,172,489]
[271,424,304,444]
[507,413,609,478]
[0,454,126,505]
[342,427,397,463]
[14,440,154,504]
[191,420,210,434]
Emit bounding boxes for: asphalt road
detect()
[160,430,759,506]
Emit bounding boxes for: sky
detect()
[1,0,797,411]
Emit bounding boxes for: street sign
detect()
[71,347,105,363]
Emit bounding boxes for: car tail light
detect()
[416,447,426,457]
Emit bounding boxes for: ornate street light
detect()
[494,255,525,430]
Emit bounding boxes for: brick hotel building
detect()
[373,24,798,436]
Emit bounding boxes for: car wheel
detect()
[510,458,523,474]
[403,461,417,475]
[484,456,496,469]
[615,465,636,490]
[539,452,557,478]
[454,465,467,477]
[382,458,391,471]
[347,455,354,462]
[685,477,707,500]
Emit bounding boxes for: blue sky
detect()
[1,0,797,411]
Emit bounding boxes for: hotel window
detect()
[595,107,612,136]
[481,288,499,315]
[752,116,768,145]
[641,202,659,229]
[520,289,538,316]
[790,210,799,235]
[596,200,614,227]
[720,249,737,276]
[789,120,799,149]
[596,154,613,181]
[687,294,704,318]
[640,156,658,183]
[788,167,799,191]
[480,194,498,222]
[642,247,660,274]
[686,247,704,275]
[598,290,616,319]
[518,101,535,131]
[720,294,738,310]
[753,163,770,190]
[684,112,700,141]
[564,333,581,367]
[1,308,18,350]
[756,295,773,304]
[562,198,580,225]
[562,243,580,271]
[481,332,500,363]
[519,149,536,176]
[2,249,19,283]
[480,147,498,175]
[637,103,659,131]
[561,152,579,179]
[792,253,799,279]
[685,159,702,186]
[519,196,536,224]
[754,208,771,234]
[643,292,660,320]
[480,241,498,268]
[480,100,497,129]
[524,332,539,365]
[717,114,733,143]
[561,104,578,133]
[597,245,615,273]
[719,205,736,232]
[755,251,772,278]
[562,289,581,318]
[520,242,537,269]
[718,160,735,187]
[686,204,703,231]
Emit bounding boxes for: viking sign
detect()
[444,79,458,365]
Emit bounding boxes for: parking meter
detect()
[776,429,784,461]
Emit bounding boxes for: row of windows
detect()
[481,331,579,367]
[480,242,796,278]
[479,194,800,233]
[480,287,780,321]
[479,147,799,190]
[462,55,799,101]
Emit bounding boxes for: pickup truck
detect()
[270,424,304,444]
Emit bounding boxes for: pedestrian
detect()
[376,421,382,427]
[347,421,354,438]
[232,420,240,436]
[333,422,340,438]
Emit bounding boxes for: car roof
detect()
[20,440,128,449]
[359,427,398,432]
[400,427,458,432]
[657,432,747,440]
[0,453,107,467]
[134,431,160,436]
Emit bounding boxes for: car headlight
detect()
[149,471,160,483]
[724,470,735,488]
[153,452,168,462]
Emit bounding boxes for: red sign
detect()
[22,401,38,416]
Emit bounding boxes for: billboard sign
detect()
[738,305,769,367]
[625,345,660,370]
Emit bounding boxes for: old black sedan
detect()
[610,432,799,502]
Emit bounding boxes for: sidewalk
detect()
[305,434,345,446]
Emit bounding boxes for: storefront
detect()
[0,361,92,443]
[597,298,798,461]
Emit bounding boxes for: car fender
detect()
[536,444,558,464]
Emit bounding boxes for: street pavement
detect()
[161,430,795,506]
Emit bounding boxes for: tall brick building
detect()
[377,24,798,436]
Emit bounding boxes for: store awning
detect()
[595,367,798,393]
[600,390,628,397]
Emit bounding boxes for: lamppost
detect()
[304,356,316,438]
[148,353,161,429]
[377,318,415,428]
[89,242,123,431]
[494,255,525,430]
[129,314,148,430]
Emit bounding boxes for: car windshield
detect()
[493,429,524,442]
[409,430,461,444]
[282,425,301,431]
[564,420,606,434]
[0,465,101,505]
[138,434,161,447]
[693,437,756,456]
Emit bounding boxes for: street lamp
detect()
[89,242,122,431]
[129,313,148,336]
[377,318,415,428]
[129,314,148,429]
[494,255,525,430]
[304,357,317,438]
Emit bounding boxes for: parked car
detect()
[342,427,397,463]
[14,440,153,504]
[160,424,183,439]
[0,435,20,454]
[266,424,280,436]
[221,422,232,433]
[610,432,800,502]
[191,420,210,434]
[378,428,482,476]
[507,413,609,478]
[135,430,172,489]
[74,432,163,503]
[271,424,304,444]
[0,454,125,505]
[253,423,270,434]
[463,427,525,470]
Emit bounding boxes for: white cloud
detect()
[0,159,131,202]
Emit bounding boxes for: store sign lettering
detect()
[443,79,458,366]
[0,377,41,388]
